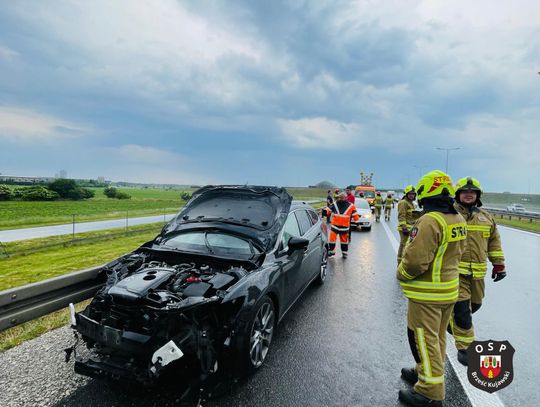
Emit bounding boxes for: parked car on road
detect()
[507,203,526,213]
[352,197,373,231]
[69,185,328,393]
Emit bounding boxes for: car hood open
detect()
[161,185,292,252]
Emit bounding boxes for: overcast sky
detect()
[1,0,539,192]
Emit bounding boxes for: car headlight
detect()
[364,214,371,218]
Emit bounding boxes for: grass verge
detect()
[495,217,540,233]
[2,222,164,257]
[0,300,89,353]
[0,224,161,291]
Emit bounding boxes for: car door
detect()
[295,209,322,288]
[278,212,305,309]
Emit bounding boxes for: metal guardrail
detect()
[484,207,540,222]
[0,266,105,332]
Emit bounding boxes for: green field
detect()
[0,186,325,230]
[0,187,191,230]
[0,224,161,291]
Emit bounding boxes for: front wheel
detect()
[314,247,328,286]
[235,296,275,374]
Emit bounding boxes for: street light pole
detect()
[435,147,461,173]
[413,164,430,178]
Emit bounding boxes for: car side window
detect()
[281,213,301,248]
[307,209,319,225]
[295,210,313,236]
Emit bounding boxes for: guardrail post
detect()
[72,214,75,241]
[126,210,129,233]
[0,241,8,258]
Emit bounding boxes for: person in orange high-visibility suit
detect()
[323,192,360,258]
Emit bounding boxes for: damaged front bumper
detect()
[72,313,192,384]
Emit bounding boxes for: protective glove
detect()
[401,226,409,235]
[492,264,506,282]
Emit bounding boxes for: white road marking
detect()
[380,220,505,407]
[381,220,399,252]
[499,225,539,237]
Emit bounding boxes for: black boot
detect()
[398,389,442,406]
[457,350,468,366]
[401,367,418,385]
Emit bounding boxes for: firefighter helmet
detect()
[376,191,381,196]
[404,185,416,195]
[416,170,454,202]
[455,176,482,194]
[455,176,483,206]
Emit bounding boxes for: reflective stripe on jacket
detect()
[373,196,383,207]
[397,199,421,231]
[324,201,360,234]
[396,211,467,304]
[454,203,505,279]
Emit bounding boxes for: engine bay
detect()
[106,260,245,308]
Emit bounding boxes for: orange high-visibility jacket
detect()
[324,201,360,234]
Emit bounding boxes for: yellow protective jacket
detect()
[396,211,467,304]
[373,196,383,208]
[384,197,395,209]
[454,203,505,279]
[397,199,421,231]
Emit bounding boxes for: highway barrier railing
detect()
[0,266,105,332]
[484,207,540,223]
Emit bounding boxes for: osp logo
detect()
[467,340,515,393]
[427,176,451,193]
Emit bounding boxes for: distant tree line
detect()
[0,179,95,201]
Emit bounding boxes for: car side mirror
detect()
[287,236,309,255]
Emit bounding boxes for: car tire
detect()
[235,296,275,374]
[314,247,328,286]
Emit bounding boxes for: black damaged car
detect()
[70,185,328,390]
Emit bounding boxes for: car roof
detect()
[290,201,316,211]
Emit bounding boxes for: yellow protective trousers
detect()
[397,231,408,263]
[407,300,454,401]
[450,274,485,350]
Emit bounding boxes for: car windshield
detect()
[355,199,370,209]
[356,190,375,198]
[159,231,257,256]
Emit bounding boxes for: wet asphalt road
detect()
[469,226,540,406]
[0,218,475,407]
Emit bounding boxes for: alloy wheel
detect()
[249,302,275,368]
[320,249,328,281]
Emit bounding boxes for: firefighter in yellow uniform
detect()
[384,192,395,221]
[450,177,506,366]
[323,192,360,258]
[373,191,383,222]
[397,185,422,263]
[396,171,467,406]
